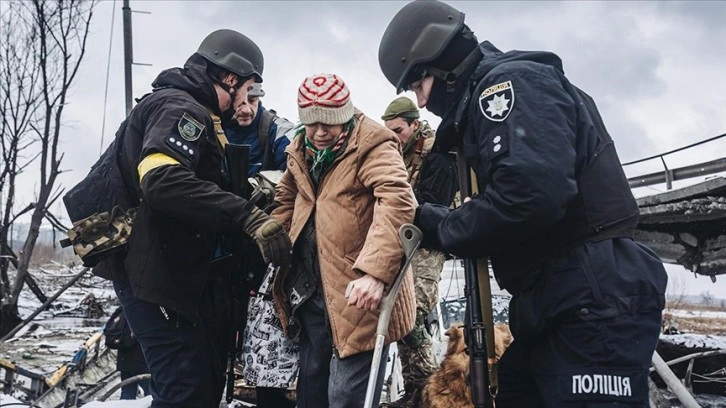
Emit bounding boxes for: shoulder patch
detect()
[177,112,205,141]
[478,80,514,122]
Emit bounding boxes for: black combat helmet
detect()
[378,0,465,94]
[197,29,264,82]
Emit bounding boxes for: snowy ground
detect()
[2,260,725,407]
[0,394,153,408]
[660,333,726,350]
[670,309,726,320]
[1,264,116,373]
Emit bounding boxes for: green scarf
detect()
[301,118,355,183]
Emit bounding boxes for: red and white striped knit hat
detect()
[297,73,354,125]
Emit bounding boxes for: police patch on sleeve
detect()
[177,112,205,141]
[479,81,514,122]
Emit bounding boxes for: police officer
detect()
[380,96,457,408]
[108,29,292,408]
[379,2,667,407]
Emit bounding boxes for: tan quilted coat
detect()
[271,110,417,358]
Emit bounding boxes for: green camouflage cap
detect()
[381,96,420,120]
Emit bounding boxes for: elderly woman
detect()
[271,73,417,408]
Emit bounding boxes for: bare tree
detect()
[0,0,96,332]
[0,0,43,325]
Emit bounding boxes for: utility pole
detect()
[122,0,133,116]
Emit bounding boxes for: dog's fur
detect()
[419,323,512,408]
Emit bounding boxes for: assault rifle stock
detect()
[455,149,494,408]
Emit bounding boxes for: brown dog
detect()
[419,323,512,408]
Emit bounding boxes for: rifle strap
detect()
[258,109,276,170]
[207,110,230,148]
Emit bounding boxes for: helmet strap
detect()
[217,80,234,96]
[425,46,482,96]
[212,76,243,115]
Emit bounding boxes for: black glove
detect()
[242,206,292,269]
[414,203,450,250]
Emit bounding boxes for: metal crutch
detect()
[363,223,423,408]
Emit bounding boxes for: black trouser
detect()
[497,238,667,407]
[255,386,295,408]
[114,279,231,408]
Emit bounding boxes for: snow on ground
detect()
[81,396,153,408]
[0,395,259,408]
[0,394,29,406]
[1,264,116,374]
[669,309,726,320]
[657,390,726,408]
[660,333,726,350]
[0,394,153,408]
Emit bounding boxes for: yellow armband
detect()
[138,153,180,182]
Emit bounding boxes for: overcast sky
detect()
[8,0,726,293]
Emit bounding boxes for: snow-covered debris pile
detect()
[655,333,726,397]
[0,394,153,407]
[661,333,726,350]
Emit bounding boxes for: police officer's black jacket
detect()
[433,42,640,294]
[107,55,252,323]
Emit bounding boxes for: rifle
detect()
[454,149,496,408]
[223,143,260,403]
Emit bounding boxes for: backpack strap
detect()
[258,109,276,171]
[207,110,229,148]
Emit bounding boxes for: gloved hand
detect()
[242,206,292,269]
[414,203,450,250]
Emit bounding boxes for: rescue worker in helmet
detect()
[379,2,667,407]
[106,29,292,407]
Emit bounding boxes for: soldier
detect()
[380,96,457,407]
[101,29,292,408]
[379,1,667,407]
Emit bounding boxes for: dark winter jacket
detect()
[105,54,255,323]
[420,42,650,294]
[223,103,294,176]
